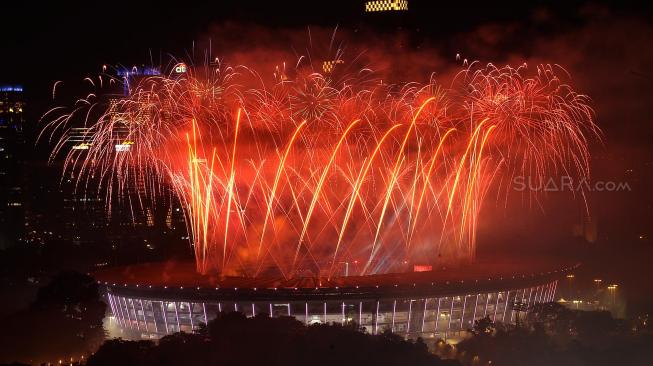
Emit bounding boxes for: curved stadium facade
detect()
[95,262,574,340]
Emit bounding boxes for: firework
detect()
[43,59,598,279]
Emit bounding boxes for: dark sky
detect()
[2,1,653,311]
[1,1,647,88]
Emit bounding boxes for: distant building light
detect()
[116,67,161,77]
[365,0,408,12]
[413,265,432,272]
[322,59,344,74]
[115,144,132,152]
[0,85,23,92]
[72,143,91,150]
[174,63,188,74]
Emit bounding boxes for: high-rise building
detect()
[0,85,24,131]
[0,85,26,248]
[56,66,188,253]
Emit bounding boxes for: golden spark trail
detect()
[458,124,497,249]
[257,120,308,261]
[445,119,490,223]
[202,147,217,271]
[223,109,242,272]
[331,123,403,277]
[364,97,436,274]
[408,127,456,245]
[293,119,361,269]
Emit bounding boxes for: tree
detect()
[470,316,495,337]
[86,339,155,366]
[457,304,653,366]
[87,312,458,366]
[0,271,106,364]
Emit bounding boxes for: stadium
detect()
[95,261,573,340]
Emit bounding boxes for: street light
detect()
[566,274,575,299]
[607,284,618,307]
[593,279,602,298]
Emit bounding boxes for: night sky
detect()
[2,1,653,312]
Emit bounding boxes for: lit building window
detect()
[365,0,408,12]
[322,59,344,73]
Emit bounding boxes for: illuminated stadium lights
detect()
[322,59,344,73]
[104,278,558,339]
[97,262,570,340]
[365,0,408,12]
